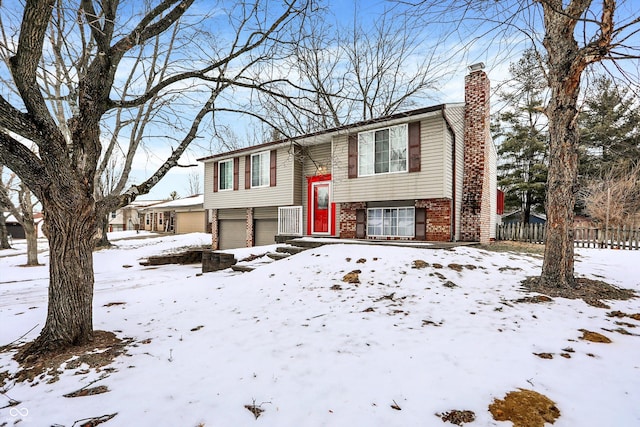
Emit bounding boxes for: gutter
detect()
[442,105,457,242]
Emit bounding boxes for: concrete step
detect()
[285,239,328,249]
[231,265,255,273]
[276,245,307,255]
[267,252,290,260]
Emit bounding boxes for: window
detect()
[145,214,151,225]
[111,211,117,219]
[367,207,414,237]
[218,159,233,191]
[358,124,408,176]
[251,151,270,187]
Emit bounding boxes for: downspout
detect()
[442,105,457,242]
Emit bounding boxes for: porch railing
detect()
[278,206,303,236]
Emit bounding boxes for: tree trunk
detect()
[94,213,112,248]
[540,62,582,287]
[20,184,39,265]
[23,196,97,355]
[23,218,39,265]
[541,98,578,287]
[0,213,10,249]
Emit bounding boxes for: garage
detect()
[254,207,278,247]
[175,211,205,234]
[218,208,247,250]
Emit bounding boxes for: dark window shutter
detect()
[270,150,277,187]
[213,161,218,192]
[415,208,426,241]
[408,121,421,173]
[245,155,251,189]
[348,135,358,178]
[356,209,366,238]
[233,157,239,191]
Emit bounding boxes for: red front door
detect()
[313,183,330,233]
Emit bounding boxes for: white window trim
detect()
[357,124,408,177]
[218,159,233,191]
[366,207,415,238]
[251,151,270,188]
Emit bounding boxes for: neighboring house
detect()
[3,213,45,239]
[109,200,163,232]
[199,64,497,250]
[5,214,25,239]
[501,210,547,224]
[139,195,206,234]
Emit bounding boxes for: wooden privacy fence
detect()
[496,223,640,250]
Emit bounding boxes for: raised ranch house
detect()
[199,65,497,250]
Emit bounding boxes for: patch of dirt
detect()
[607,310,640,321]
[534,352,554,359]
[342,270,361,284]
[437,409,476,425]
[422,319,444,327]
[64,385,109,398]
[356,258,367,263]
[579,329,612,343]
[521,277,635,308]
[499,266,523,272]
[514,295,553,304]
[245,402,266,419]
[412,260,429,269]
[448,263,464,272]
[489,389,560,427]
[11,330,132,384]
[103,301,126,307]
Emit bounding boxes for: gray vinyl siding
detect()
[444,104,465,241]
[332,114,451,203]
[218,208,246,220]
[293,145,304,206]
[202,145,295,210]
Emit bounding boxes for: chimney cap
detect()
[468,62,485,72]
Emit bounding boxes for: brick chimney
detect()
[461,63,492,243]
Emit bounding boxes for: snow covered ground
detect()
[0,232,639,426]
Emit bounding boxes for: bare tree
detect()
[580,162,640,227]
[402,0,640,289]
[246,3,449,138]
[186,170,201,195]
[0,0,310,356]
[0,171,41,265]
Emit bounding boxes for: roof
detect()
[141,195,203,210]
[197,104,451,162]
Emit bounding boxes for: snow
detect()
[1,232,639,426]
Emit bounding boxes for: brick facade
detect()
[339,202,366,238]
[461,66,492,243]
[416,198,452,241]
[246,207,254,247]
[211,209,219,250]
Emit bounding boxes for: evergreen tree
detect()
[579,76,640,179]
[493,49,548,223]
